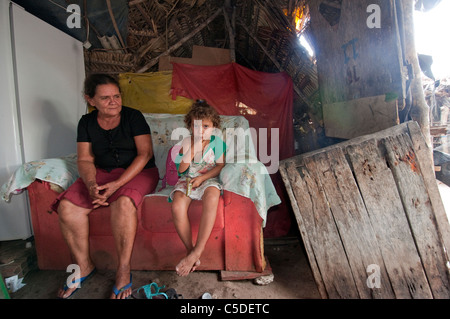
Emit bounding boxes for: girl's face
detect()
[86,84,122,117]
[192,118,214,140]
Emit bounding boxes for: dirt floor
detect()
[3,237,320,300]
[4,182,449,302]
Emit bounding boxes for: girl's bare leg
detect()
[175,187,220,276]
[171,191,194,253]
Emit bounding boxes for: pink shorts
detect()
[51,167,159,212]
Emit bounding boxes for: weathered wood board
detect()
[323,95,399,139]
[279,121,450,298]
[309,0,405,139]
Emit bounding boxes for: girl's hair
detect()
[184,100,221,129]
[83,73,120,98]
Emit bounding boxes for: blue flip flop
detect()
[112,274,133,298]
[131,282,169,299]
[59,267,97,299]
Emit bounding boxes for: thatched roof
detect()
[86,0,318,108]
[13,0,319,131]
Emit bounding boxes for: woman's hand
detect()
[84,181,107,209]
[91,181,121,208]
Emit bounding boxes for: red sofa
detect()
[21,113,281,277]
[27,180,266,274]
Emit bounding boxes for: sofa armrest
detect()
[27,180,72,269]
[223,190,265,272]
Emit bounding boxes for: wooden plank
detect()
[279,162,328,298]
[286,157,359,298]
[220,258,272,281]
[323,95,399,139]
[312,149,395,298]
[407,122,450,263]
[158,45,232,71]
[383,133,450,298]
[297,121,410,160]
[346,140,433,298]
[280,121,450,298]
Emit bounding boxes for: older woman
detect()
[52,74,158,299]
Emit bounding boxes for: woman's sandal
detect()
[131,282,183,299]
[112,274,133,298]
[58,267,97,299]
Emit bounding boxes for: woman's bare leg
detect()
[57,199,94,298]
[109,196,137,299]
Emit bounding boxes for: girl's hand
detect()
[189,176,204,189]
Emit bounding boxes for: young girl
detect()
[169,100,226,276]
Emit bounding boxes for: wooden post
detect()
[399,0,432,149]
[223,0,236,62]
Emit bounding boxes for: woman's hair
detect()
[83,73,120,98]
[184,100,221,129]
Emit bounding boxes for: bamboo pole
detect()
[400,0,432,149]
[223,2,236,62]
[106,0,127,53]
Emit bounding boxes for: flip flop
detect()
[112,274,133,298]
[59,267,97,299]
[131,282,169,299]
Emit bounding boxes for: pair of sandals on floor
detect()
[59,268,182,299]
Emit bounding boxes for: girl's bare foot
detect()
[176,251,201,276]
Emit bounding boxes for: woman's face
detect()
[192,118,214,140]
[86,84,122,117]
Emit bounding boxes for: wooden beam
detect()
[106,0,127,52]
[136,7,222,73]
[223,3,236,62]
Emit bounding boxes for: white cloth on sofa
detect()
[144,113,280,226]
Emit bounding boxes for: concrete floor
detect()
[2,237,320,300]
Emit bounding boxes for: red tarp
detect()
[170,62,294,237]
[170,62,294,161]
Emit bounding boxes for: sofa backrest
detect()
[144,113,257,180]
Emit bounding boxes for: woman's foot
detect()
[176,251,201,276]
[57,264,96,299]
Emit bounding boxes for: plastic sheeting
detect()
[119,72,193,114]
